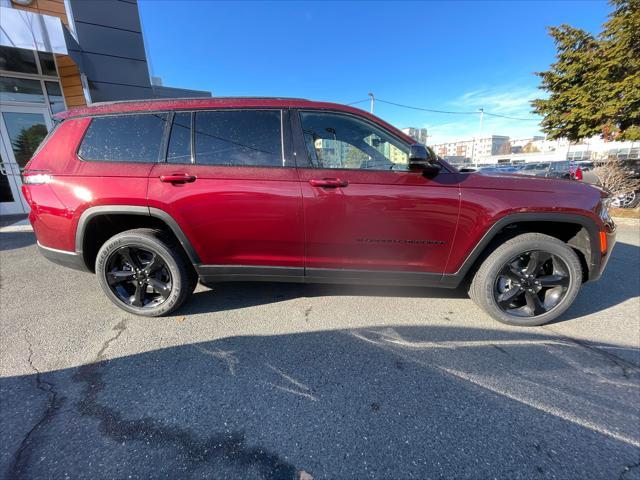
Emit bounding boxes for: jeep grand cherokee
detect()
[22,97,616,326]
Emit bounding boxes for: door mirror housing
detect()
[409,144,441,175]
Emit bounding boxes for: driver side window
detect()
[299,111,409,171]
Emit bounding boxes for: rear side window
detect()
[194,110,282,167]
[79,113,168,163]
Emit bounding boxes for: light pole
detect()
[368,92,375,114]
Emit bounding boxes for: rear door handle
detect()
[160,173,196,184]
[309,178,349,188]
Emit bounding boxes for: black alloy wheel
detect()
[105,245,172,309]
[493,250,571,318]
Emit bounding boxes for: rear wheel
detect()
[469,233,582,326]
[96,228,197,316]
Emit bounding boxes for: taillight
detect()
[22,170,52,185]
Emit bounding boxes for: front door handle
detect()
[160,173,196,184]
[309,178,349,188]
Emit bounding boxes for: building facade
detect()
[0,0,210,215]
[431,135,510,163]
[401,127,428,145]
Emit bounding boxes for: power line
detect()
[346,98,370,106]
[376,98,477,115]
[482,111,540,121]
[371,97,541,122]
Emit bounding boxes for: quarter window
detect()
[194,110,282,167]
[79,113,168,163]
[299,111,409,171]
[167,112,192,164]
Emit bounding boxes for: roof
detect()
[54,97,415,144]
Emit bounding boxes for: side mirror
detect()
[409,144,441,175]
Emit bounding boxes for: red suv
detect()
[22,97,616,326]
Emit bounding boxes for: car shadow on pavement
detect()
[2,325,639,480]
[0,232,36,252]
[183,281,469,316]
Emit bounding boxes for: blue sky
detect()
[138,0,610,144]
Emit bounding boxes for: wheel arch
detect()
[75,206,200,272]
[444,212,601,287]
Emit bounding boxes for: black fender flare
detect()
[441,212,602,287]
[75,205,201,265]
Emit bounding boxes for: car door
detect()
[148,109,305,279]
[292,110,460,281]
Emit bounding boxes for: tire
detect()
[469,233,582,326]
[96,228,197,317]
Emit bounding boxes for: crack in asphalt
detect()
[8,335,63,480]
[543,327,640,380]
[72,318,300,479]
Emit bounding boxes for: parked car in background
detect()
[577,161,595,171]
[22,97,615,326]
[515,162,551,176]
[477,165,519,174]
[545,161,583,180]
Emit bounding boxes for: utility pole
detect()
[475,108,484,167]
[368,92,375,114]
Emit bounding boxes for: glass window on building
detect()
[45,81,65,114]
[0,47,38,74]
[38,52,58,76]
[1,112,49,169]
[0,77,45,104]
[79,113,169,163]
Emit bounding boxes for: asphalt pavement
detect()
[0,225,639,479]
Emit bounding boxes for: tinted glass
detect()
[45,81,65,114]
[194,110,282,167]
[38,52,57,76]
[299,111,409,171]
[0,77,44,103]
[0,152,15,203]
[0,47,37,74]
[79,113,168,163]
[167,112,191,163]
[2,112,48,169]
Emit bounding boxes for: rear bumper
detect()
[37,242,89,272]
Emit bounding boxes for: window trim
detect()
[163,111,194,165]
[292,109,412,172]
[76,111,170,164]
[191,108,290,169]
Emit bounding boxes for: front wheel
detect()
[96,228,197,317]
[469,233,583,326]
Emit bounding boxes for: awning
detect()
[0,7,68,54]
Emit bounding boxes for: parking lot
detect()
[1,224,639,479]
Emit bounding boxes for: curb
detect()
[0,224,33,233]
[612,216,640,227]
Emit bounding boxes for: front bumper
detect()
[588,229,616,283]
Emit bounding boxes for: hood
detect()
[458,171,604,195]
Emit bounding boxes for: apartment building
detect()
[431,135,510,163]
[401,127,428,145]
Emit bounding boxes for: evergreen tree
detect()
[532,0,640,141]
